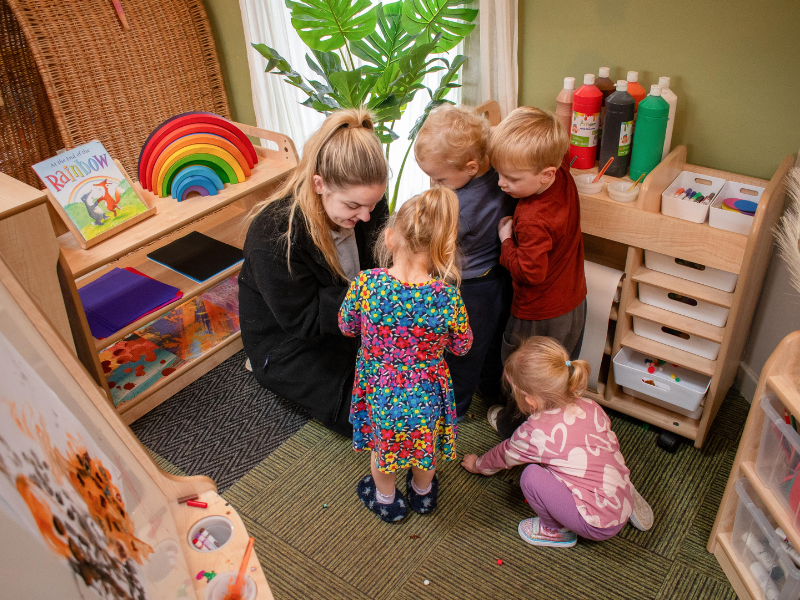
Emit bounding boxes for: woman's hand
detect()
[498,216,514,243]
[461,453,481,474]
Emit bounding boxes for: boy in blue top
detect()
[415,104,517,419]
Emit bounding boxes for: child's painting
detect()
[0,330,152,599]
[32,141,151,243]
[197,273,240,314]
[99,334,179,406]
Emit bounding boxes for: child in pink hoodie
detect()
[462,337,653,547]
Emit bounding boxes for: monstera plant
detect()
[253,0,478,211]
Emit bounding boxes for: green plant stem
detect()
[390,141,414,213]
[344,42,356,71]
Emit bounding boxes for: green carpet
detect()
[198,391,750,600]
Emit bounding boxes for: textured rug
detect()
[144,361,747,600]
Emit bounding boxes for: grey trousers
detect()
[495,299,587,439]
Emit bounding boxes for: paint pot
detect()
[607,181,640,203]
[629,85,670,182]
[188,516,234,553]
[556,77,576,134]
[658,76,678,159]
[568,74,603,169]
[204,571,257,600]
[573,173,605,195]
[598,80,635,178]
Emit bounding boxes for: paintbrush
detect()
[592,157,614,183]
[223,537,254,600]
[627,173,645,192]
[570,156,577,168]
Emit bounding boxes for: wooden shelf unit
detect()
[571,146,793,448]
[709,332,800,599]
[0,123,298,423]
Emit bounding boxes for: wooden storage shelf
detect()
[82,204,250,350]
[710,332,800,596]
[631,266,735,309]
[620,331,716,376]
[626,299,726,343]
[596,388,700,439]
[767,375,800,419]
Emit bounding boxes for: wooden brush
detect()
[592,157,614,183]
[223,537,254,600]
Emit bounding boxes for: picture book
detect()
[32,140,151,243]
[100,334,179,406]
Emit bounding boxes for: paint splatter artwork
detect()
[0,331,152,599]
[100,334,179,406]
[197,274,239,315]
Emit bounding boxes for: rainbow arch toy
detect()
[138,112,258,200]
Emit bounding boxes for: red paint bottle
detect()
[568,74,603,169]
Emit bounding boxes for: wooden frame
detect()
[44,158,157,250]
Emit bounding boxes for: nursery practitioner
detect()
[338,188,473,522]
[415,104,516,419]
[488,107,587,439]
[462,337,653,548]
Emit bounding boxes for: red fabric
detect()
[500,154,586,320]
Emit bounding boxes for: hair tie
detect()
[566,360,571,367]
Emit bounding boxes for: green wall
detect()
[519,0,799,180]
[202,0,257,126]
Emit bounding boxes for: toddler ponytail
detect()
[504,337,591,414]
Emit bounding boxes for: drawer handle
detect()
[694,177,712,186]
[642,378,670,391]
[661,326,690,340]
[674,257,706,271]
[739,187,759,196]
[667,292,698,307]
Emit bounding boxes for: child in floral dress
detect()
[339,188,473,522]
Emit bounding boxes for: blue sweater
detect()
[456,168,517,279]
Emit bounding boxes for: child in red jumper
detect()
[487,107,587,439]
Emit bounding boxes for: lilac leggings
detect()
[520,464,626,542]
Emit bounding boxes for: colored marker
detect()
[674,187,685,197]
[178,494,199,504]
[702,193,715,205]
[186,500,208,508]
[679,188,693,200]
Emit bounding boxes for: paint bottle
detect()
[555,77,576,134]
[598,80,635,178]
[629,85,670,181]
[568,74,603,169]
[626,71,647,112]
[658,76,678,159]
[595,67,616,147]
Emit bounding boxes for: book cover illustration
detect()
[100,334,178,406]
[136,291,240,364]
[32,140,150,242]
[198,273,240,314]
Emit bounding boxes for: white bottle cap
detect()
[616,80,628,91]
[563,77,575,90]
[598,67,610,78]
[584,74,595,85]
[627,71,639,82]
[658,76,671,89]
[650,85,662,96]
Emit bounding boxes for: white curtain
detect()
[462,0,519,117]
[239,1,463,209]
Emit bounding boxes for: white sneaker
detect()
[629,484,654,531]
[487,405,502,433]
[244,358,252,372]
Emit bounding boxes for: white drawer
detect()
[644,250,738,293]
[638,282,730,327]
[632,317,721,360]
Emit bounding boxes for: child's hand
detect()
[498,216,513,242]
[461,453,481,474]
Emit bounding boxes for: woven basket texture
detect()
[0,0,63,188]
[5,0,230,180]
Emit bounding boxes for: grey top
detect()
[331,226,360,281]
[456,167,517,279]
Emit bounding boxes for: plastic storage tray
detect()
[638,282,730,327]
[709,180,766,236]
[661,170,727,224]
[732,478,800,600]
[613,347,710,418]
[632,316,721,360]
[756,394,800,532]
[644,250,739,293]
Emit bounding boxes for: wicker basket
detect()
[4,0,230,181]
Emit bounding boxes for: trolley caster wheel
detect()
[657,430,681,453]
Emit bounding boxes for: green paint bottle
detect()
[629,85,670,181]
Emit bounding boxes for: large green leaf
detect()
[389,36,448,109]
[285,0,378,52]
[328,68,380,108]
[351,2,412,70]
[401,0,477,52]
[430,53,466,101]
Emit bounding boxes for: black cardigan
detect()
[238,195,389,425]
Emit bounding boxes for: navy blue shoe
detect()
[406,470,439,514]
[356,475,407,523]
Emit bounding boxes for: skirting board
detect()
[734,361,759,403]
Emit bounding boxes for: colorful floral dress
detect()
[339,268,473,472]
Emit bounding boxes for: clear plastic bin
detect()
[757,395,800,532]
[733,478,800,599]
